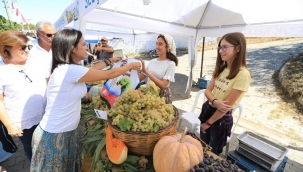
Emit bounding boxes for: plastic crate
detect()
[197,77,211,89]
[227,151,288,172]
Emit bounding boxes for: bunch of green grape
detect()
[89,96,108,111]
[108,85,175,132]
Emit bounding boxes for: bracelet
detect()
[104,59,111,66]
[206,120,212,127]
[147,72,152,77]
[141,72,152,77]
[211,98,217,105]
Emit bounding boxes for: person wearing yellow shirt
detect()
[199,32,251,155]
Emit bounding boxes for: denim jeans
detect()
[200,121,220,155]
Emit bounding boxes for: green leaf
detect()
[125,155,140,165]
[93,137,106,162]
[90,137,105,170]
[151,124,159,132]
[118,119,135,131]
[122,162,140,172]
[83,135,104,145]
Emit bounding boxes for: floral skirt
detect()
[159,87,172,104]
[30,126,80,172]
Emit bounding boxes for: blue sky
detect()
[0,0,72,24]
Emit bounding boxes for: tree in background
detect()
[0,15,36,34]
[0,15,21,33]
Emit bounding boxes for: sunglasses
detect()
[19,70,33,83]
[21,45,33,51]
[40,31,55,38]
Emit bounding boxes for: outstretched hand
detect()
[131,61,142,71]
[111,56,122,63]
[139,58,147,73]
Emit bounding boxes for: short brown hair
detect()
[0,30,29,60]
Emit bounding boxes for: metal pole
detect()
[2,0,12,26]
[200,37,205,77]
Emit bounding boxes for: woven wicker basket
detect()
[108,106,179,156]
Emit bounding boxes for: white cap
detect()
[100,36,108,41]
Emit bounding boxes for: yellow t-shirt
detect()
[211,68,251,108]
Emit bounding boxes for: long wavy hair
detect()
[51,29,82,73]
[212,32,247,79]
[157,34,178,66]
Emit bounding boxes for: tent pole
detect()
[200,37,205,77]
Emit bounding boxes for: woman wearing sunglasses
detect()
[0,31,48,161]
[30,29,141,171]
[198,32,251,155]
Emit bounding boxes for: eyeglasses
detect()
[21,45,33,51]
[19,70,32,83]
[217,45,237,52]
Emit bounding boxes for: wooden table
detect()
[206,151,222,160]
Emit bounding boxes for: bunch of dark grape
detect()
[190,153,245,172]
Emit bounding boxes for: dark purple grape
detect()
[204,153,209,158]
[204,166,209,172]
[195,168,204,172]
[203,159,210,165]
[208,167,214,172]
[210,155,214,159]
[190,167,196,172]
[199,162,205,167]
[227,160,232,165]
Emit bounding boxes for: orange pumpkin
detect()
[106,126,128,164]
[153,128,204,172]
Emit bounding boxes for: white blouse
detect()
[0,59,47,130]
[147,59,176,87]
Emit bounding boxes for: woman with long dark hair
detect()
[30,29,141,171]
[139,34,178,104]
[199,32,251,155]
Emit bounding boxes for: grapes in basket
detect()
[107,82,175,132]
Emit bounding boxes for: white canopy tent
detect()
[55,0,303,95]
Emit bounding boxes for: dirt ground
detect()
[198,37,295,51]
[273,53,303,123]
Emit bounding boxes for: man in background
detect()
[95,36,114,61]
[28,21,56,79]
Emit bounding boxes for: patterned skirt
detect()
[198,101,233,154]
[30,126,80,172]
